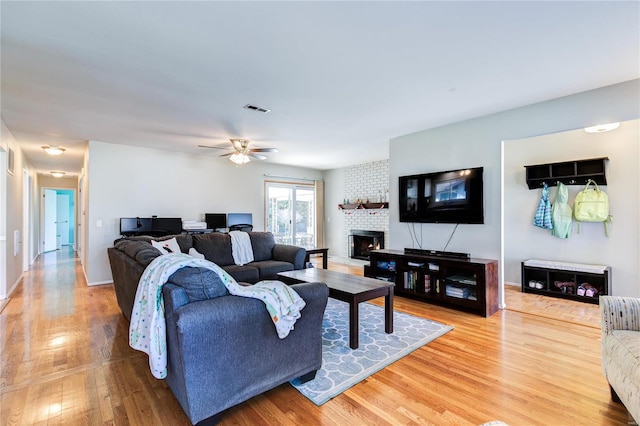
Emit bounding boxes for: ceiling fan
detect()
[198,138,278,164]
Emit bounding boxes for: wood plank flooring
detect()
[0,248,630,425]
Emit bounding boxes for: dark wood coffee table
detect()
[278,268,394,349]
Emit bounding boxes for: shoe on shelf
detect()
[528,280,537,288]
[535,281,544,289]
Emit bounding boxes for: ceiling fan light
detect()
[584,122,620,133]
[229,153,250,164]
[42,145,66,155]
[50,171,66,178]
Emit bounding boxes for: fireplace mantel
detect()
[338,202,388,210]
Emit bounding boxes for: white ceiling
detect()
[2,1,639,175]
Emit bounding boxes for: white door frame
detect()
[0,149,7,298]
[22,168,30,271]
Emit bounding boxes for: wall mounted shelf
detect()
[338,202,388,210]
[524,157,608,190]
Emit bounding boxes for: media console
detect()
[366,249,498,317]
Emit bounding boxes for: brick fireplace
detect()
[349,230,385,260]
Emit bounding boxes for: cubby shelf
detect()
[524,157,608,190]
[521,260,610,304]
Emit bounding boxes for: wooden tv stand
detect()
[366,249,499,317]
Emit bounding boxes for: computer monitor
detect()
[120,217,153,236]
[205,213,227,230]
[152,217,183,235]
[227,213,252,227]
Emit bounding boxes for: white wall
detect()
[504,120,639,297]
[388,79,640,300]
[323,167,346,258]
[84,141,323,285]
[1,120,38,298]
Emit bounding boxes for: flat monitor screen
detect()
[227,213,252,227]
[205,213,227,229]
[152,217,183,235]
[120,217,153,235]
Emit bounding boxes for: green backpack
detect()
[574,179,612,236]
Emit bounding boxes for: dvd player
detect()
[404,248,470,260]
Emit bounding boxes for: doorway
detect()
[265,182,315,247]
[42,188,76,253]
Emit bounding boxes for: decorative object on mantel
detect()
[338,201,388,210]
[290,298,452,405]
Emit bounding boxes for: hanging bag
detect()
[551,182,572,239]
[533,182,552,230]
[574,179,612,236]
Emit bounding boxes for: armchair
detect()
[600,295,640,423]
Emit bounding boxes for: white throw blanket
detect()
[129,253,305,379]
[229,231,254,265]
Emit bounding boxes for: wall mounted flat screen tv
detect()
[399,167,484,224]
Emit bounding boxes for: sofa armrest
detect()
[163,281,328,423]
[600,295,640,334]
[272,244,306,269]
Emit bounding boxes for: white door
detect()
[43,188,57,252]
[56,194,69,246]
[266,183,315,247]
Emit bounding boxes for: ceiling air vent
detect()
[243,104,271,114]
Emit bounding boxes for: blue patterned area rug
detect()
[290,298,453,405]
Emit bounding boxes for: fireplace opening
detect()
[349,230,385,260]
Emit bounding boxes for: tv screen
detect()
[205,213,227,229]
[227,213,253,227]
[399,167,484,224]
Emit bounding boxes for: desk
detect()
[304,247,328,269]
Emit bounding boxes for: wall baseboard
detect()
[7,273,23,298]
[87,280,113,287]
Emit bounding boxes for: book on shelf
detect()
[445,284,470,299]
[446,275,477,285]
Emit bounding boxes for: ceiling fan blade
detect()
[219,152,234,157]
[198,144,231,150]
[251,148,279,153]
[248,153,267,160]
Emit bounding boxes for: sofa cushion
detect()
[249,232,275,261]
[168,267,229,302]
[116,234,193,253]
[193,233,235,266]
[251,260,294,281]
[114,239,162,266]
[605,330,640,384]
[222,264,260,283]
[136,247,162,267]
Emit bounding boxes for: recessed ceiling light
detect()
[50,171,66,178]
[584,122,620,133]
[42,145,66,155]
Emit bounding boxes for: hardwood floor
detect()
[0,249,629,425]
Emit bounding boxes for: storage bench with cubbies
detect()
[521,259,611,304]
